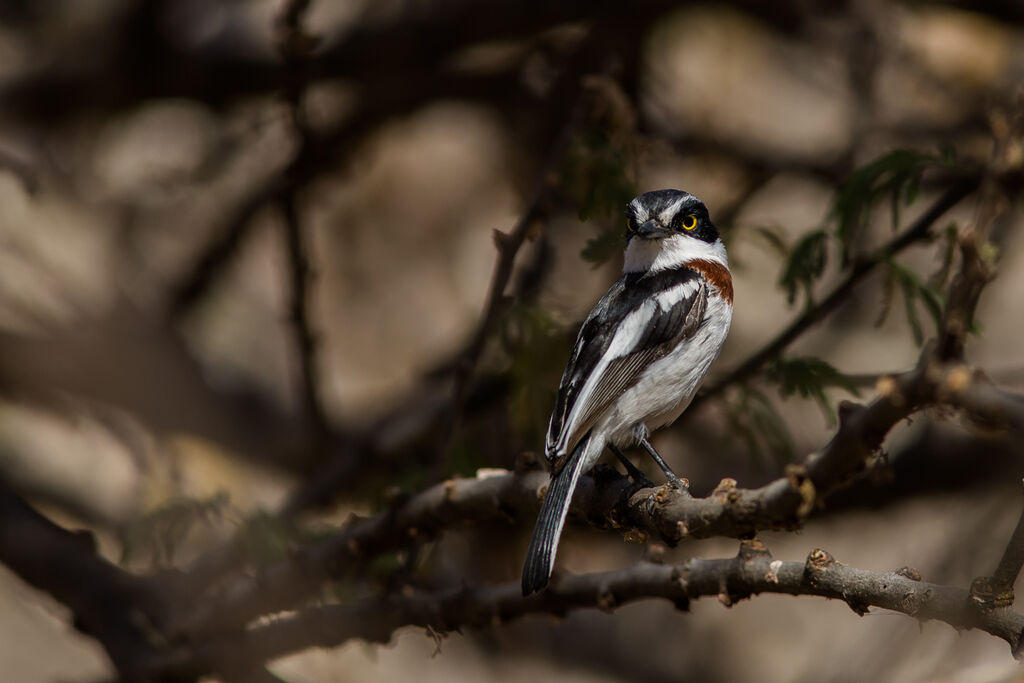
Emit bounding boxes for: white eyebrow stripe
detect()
[628,198,649,222]
[659,196,693,224]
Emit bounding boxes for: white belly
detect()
[597,292,732,447]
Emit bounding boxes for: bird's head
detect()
[623,189,726,273]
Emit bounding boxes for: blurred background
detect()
[1,0,1023,681]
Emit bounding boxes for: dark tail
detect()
[521,434,590,596]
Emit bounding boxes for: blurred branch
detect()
[447,159,557,439]
[167,182,281,320]
[0,0,816,123]
[277,0,332,448]
[0,478,167,680]
[0,147,39,193]
[972,482,1024,610]
[146,542,1024,678]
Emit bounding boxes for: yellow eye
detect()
[681,214,697,231]
[626,218,636,232]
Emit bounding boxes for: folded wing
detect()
[545,267,708,469]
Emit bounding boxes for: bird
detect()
[521,189,733,596]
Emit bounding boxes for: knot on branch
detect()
[785,464,816,519]
[596,587,617,613]
[712,478,740,503]
[895,566,922,581]
[804,548,837,585]
[514,451,544,473]
[874,375,906,408]
[737,538,772,562]
[971,576,1015,610]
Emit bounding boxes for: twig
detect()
[0,478,167,679]
[444,27,614,445]
[145,543,1024,678]
[276,0,332,448]
[972,482,1024,610]
[168,181,282,320]
[694,175,981,408]
[447,180,554,435]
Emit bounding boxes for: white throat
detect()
[623,235,728,273]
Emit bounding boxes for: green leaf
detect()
[832,149,949,265]
[237,511,296,568]
[723,385,795,465]
[558,129,636,266]
[779,229,829,307]
[501,302,568,444]
[875,264,897,328]
[119,493,232,566]
[581,225,625,265]
[885,259,946,346]
[751,225,791,259]
[766,356,860,425]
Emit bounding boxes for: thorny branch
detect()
[147,542,1024,679]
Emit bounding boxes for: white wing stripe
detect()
[552,278,700,454]
[654,280,699,313]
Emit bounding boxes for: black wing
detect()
[545,267,708,465]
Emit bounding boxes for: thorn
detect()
[875,375,898,398]
[895,566,922,581]
[806,548,836,571]
[644,543,668,564]
[712,478,739,503]
[492,228,514,253]
[845,599,870,616]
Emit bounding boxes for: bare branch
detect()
[167,181,282,320]
[147,543,1024,678]
[0,479,167,679]
[277,0,332,448]
[972,483,1024,610]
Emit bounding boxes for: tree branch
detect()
[0,479,167,679]
[145,542,1024,679]
[972,482,1024,610]
[277,0,332,448]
